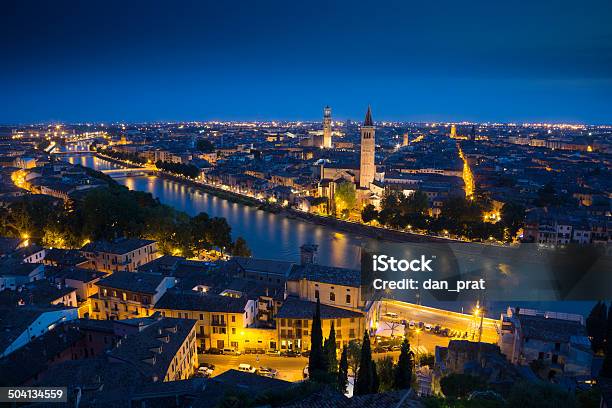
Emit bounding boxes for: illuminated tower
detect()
[403,132,409,146]
[359,106,375,189]
[450,124,457,138]
[323,106,332,148]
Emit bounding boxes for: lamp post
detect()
[414,328,421,366]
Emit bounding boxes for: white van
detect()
[238,363,256,373]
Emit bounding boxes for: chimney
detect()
[300,244,318,265]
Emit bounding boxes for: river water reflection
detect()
[65,153,367,268]
[63,153,597,316]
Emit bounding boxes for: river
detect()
[65,153,367,269]
[62,152,599,317]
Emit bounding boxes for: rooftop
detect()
[518,313,586,343]
[276,297,363,320]
[154,290,247,313]
[81,237,156,255]
[108,317,197,381]
[97,271,170,295]
[289,263,361,288]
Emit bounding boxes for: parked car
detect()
[390,345,401,352]
[301,350,310,358]
[266,350,280,356]
[280,350,300,357]
[197,363,215,377]
[424,323,432,332]
[256,348,265,354]
[207,348,222,355]
[433,325,441,334]
[373,346,386,353]
[384,312,399,320]
[223,348,241,356]
[408,321,416,329]
[257,367,278,378]
[238,363,257,373]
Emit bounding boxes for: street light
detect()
[414,328,421,363]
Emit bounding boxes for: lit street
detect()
[379,300,500,346]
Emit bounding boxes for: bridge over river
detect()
[100,168,157,178]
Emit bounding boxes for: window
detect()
[315,290,319,299]
[232,328,236,335]
[200,314,204,320]
[231,315,236,323]
[346,294,351,304]
[330,292,335,302]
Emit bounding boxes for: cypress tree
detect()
[602,303,612,378]
[393,338,413,389]
[371,360,380,393]
[354,331,374,395]
[325,322,338,373]
[587,301,607,353]
[337,346,349,393]
[308,298,326,378]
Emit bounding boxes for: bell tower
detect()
[359,106,375,189]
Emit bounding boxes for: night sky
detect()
[1,0,611,124]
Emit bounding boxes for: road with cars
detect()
[380,300,500,345]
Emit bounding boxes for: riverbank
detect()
[283,209,454,244]
[90,152,483,245]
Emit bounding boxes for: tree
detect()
[439,373,485,399]
[376,356,395,392]
[371,360,379,394]
[586,301,607,353]
[507,381,576,408]
[231,237,251,257]
[337,346,349,394]
[196,138,215,153]
[361,204,378,224]
[334,181,356,217]
[500,202,525,239]
[354,331,375,395]
[346,340,362,380]
[308,298,327,380]
[393,338,413,390]
[324,322,338,373]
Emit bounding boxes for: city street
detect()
[380,300,500,345]
[199,351,406,383]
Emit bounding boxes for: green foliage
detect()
[586,301,607,353]
[507,381,576,408]
[393,338,413,390]
[0,183,241,257]
[500,202,525,239]
[440,373,486,399]
[376,188,511,242]
[99,147,146,165]
[308,298,328,381]
[361,204,378,223]
[346,339,362,378]
[196,138,215,153]
[334,181,356,217]
[337,346,349,393]
[155,160,200,179]
[422,395,504,408]
[324,322,338,373]
[576,387,601,408]
[418,352,435,367]
[354,331,377,395]
[376,355,395,392]
[231,237,251,257]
